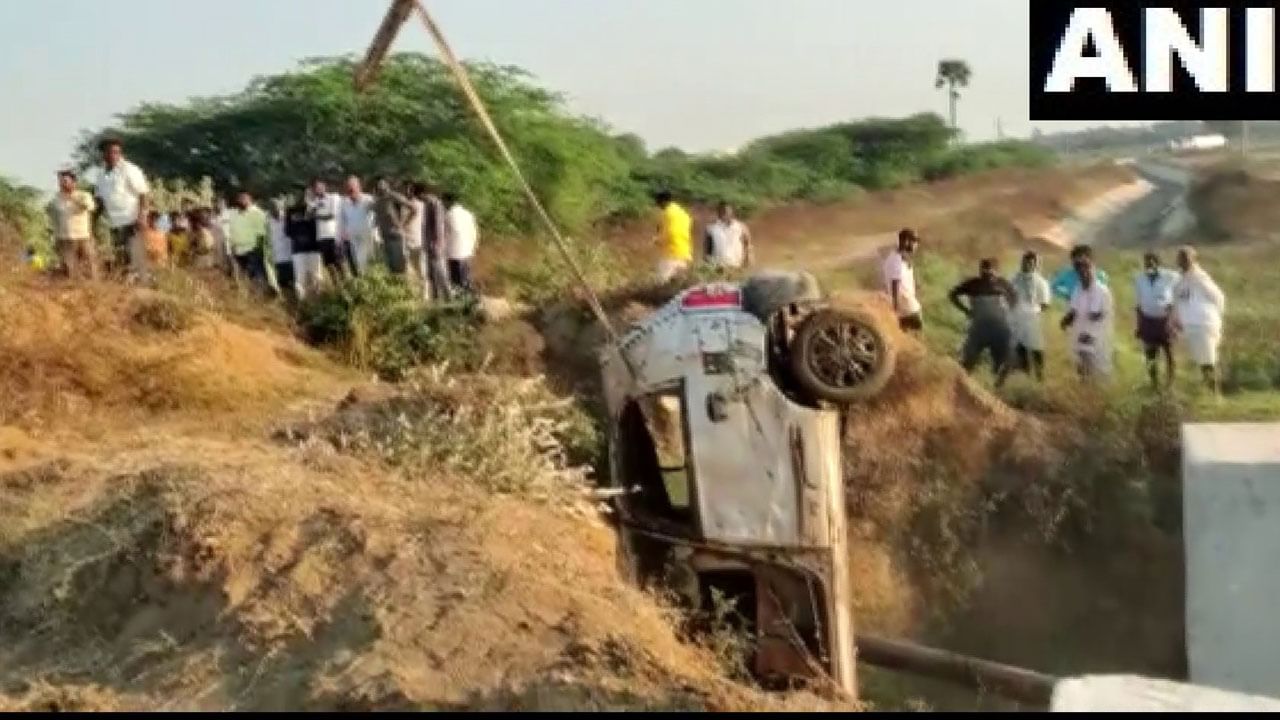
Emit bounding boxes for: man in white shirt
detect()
[1173,246,1227,393]
[213,198,234,274]
[268,200,294,300]
[1134,252,1181,389]
[308,178,344,282]
[882,228,923,332]
[1009,251,1052,381]
[443,192,478,295]
[338,175,376,278]
[703,201,753,271]
[1062,256,1115,379]
[404,183,429,298]
[92,139,150,276]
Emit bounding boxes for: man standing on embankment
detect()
[1010,251,1051,381]
[949,258,1018,388]
[1173,246,1226,394]
[93,139,150,277]
[1062,254,1115,380]
[883,229,923,333]
[46,168,97,280]
[1135,251,1180,390]
[653,191,692,283]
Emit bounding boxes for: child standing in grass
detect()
[141,211,169,270]
[167,211,191,267]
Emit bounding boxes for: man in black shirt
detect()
[949,258,1018,388]
[285,190,322,299]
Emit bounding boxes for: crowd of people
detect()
[42,139,482,302]
[52,139,1227,395]
[44,140,760,300]
[883,230,1229,393]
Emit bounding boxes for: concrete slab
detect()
[1183,423,1280,697]
[1052,675,1280,712]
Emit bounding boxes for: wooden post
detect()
[355,0,417,92]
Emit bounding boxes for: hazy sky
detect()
[1,0,1106,188]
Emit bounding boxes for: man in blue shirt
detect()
[1051,245,1110,302]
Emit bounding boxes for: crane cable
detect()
[411,1,621,347]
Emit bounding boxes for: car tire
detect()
[789,307,896,404]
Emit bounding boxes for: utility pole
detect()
[996,117,1005,141]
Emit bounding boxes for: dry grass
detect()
[0,275,346,430]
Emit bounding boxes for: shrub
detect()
[495,235,631,308]
[296,369,598,505]
[923,141,1056,182]
[131,296,196,334]
[0,177,49,261]
[297,271,482,380]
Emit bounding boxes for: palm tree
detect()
[935,59,973,132]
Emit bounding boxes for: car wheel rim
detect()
[807,321,880,389]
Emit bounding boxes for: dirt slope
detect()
[0,273,838,711]
[0,435,767,711]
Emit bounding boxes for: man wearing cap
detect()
[883,229,923,332]
[45,169,98,280]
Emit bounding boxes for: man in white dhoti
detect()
[1061,256,1114,380]
[1173,246,1226,394]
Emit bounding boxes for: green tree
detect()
[76,54,1047,235]
[0,176,48,255]
[935,59,973,132]
[78,54,641,234]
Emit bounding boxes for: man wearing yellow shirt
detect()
[653,191,692,283]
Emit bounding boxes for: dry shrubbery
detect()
[283,368,600,506]
[1188,167,1280,242]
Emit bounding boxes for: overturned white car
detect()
[598,272,894,694]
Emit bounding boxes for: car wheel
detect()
[789,307,896,404]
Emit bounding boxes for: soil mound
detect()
[0,367,841,711]
[0,435,824,710]
[0,277,343,429]
[1187,168,1280,242]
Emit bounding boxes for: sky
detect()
[0,0,1115,189]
